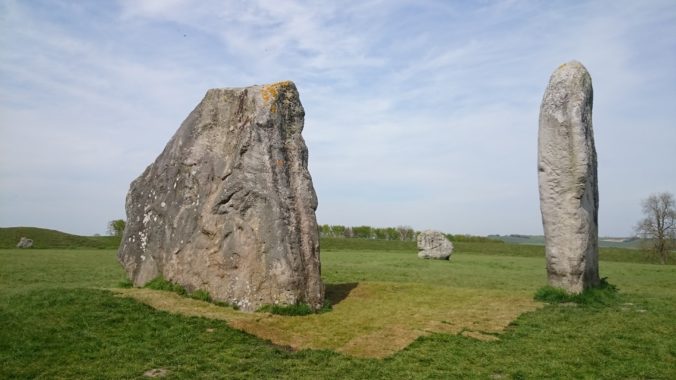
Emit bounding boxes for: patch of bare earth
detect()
[113,282,541,358]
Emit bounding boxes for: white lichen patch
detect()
[139,231,148,252]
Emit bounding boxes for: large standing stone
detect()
[118,81,324,311]
[538,61,600,293]
[16,237,33,248]
[417,230,453,260]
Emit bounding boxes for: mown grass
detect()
[1,242,675,378]
[322,237,672,264]
[322,237,416,252]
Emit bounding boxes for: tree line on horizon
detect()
[318,224,502,243]
[107,192,674,262]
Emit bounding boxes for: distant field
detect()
[492,234,643,249]
[0,227,120,249]
[325,237,670,265]
[1,226,667,264]
[1,236,674,379]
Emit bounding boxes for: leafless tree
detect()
[396,225,414,241]
[635,192,675,264]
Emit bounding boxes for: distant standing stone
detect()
[117,81,324,312]
[538,61,600,293]
[16,237,33,248]
[417,230,453,260]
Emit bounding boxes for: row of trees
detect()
[107,219,499,244]
[106,192,674,263]
[319,225,416,241]
[318,225,503,243]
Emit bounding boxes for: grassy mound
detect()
[0,227,120,249]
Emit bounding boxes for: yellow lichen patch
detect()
[261,81,294,104]
[112,282,541,358]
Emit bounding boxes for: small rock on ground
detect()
[143,368,168,378]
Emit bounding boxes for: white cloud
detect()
[1,0,675,236]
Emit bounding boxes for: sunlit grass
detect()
[1,245,675,378]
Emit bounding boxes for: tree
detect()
[331,225,346,238]
[352,225,372,239]
[396,225,415,241]
[635,192,675,264]
[319,224,333,237]
[108,219,126,237]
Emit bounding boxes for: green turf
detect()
[324,237,672,264]
[1,242,675,379]
[322,237,417,252]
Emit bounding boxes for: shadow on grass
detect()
[325,282,358,306]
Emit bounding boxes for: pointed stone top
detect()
[541,61,593,119]
[549,60,591,87]
[557,60,587,71]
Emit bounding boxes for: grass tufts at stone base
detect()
[144,276,187,296]
[257,300,333,316]
[534,278,619,306]
[257,303,314,316]
[144,276,214,303]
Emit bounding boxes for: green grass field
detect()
[1,237,675,379]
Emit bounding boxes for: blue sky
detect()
[1,0,675,236]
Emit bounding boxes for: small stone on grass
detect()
[143,368,168,378]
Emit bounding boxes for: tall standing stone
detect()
[538,61,600,293]
[118,81,324,311]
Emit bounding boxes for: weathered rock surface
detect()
[16,237,33,248]
[417,230,453,260]
[538,61,600,293]
[118,81,324,311]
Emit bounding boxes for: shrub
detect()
[258,300,332,316]
[190,289,212,302]
[144,276,187,296]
